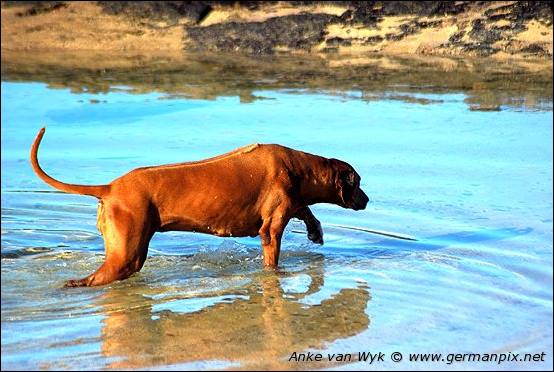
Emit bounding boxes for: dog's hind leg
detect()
[65,202,155,287]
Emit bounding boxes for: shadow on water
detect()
[80,226,530,370]
[82,256,371,370]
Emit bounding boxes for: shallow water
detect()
[1,53,553,370]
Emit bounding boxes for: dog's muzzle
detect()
[352,188,369,211]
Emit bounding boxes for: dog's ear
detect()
[336,170,355,204]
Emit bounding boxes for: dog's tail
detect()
[30,127,110,198]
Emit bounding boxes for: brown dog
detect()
[30,128,368,287]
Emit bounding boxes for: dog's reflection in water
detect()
[98,255,371,370]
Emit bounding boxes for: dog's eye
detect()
[342,171,355,186]
[347,174,355,186]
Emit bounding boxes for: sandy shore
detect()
[1,1,183,52]
[1,1,552,59]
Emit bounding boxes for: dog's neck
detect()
[297,156,340,206]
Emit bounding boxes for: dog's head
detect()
[330,159,369,211]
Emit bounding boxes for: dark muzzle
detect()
[352,188,369,210]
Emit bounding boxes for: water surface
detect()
[1,52,552,370]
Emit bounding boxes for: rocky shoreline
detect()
[1,1,552,58]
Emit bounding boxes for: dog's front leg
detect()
[294,206,323,244]
[259,197,294,267]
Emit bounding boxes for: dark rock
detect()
[486,12,513,22]
[326,37,351,47]
[485,1,552,25]
[461,43,498,56]
[186,13,340,54]
[512,1,552,23]
[448,31,465,43]
[98,1,213,25]
[417,20,442,28]
[385,33,404,41]
[519,43,551,56]
[343,2,379,26]
[468,19,502,44]
[365,36,384,43]
[3,1,67,17]
[375,1,469,17]
[399,23,417,34]
[341,1,468,26]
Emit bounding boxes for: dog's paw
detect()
[307,223,324,245]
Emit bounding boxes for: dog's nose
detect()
[354,189,369,210]
[361,194,369,209]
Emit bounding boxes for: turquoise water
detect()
[1,60,553,370]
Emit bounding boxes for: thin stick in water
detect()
[325,223,417,241]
